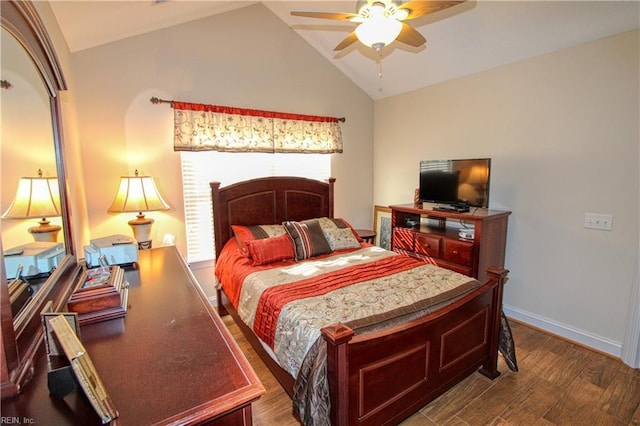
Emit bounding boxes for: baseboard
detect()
[189,259,215,270]
[503,304,623,359]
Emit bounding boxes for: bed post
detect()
[327,177,335,218]
[210,181,228,316]
[322,323,354,426]
[216,287,228,316]
[210,181,224,259]
[478,266,509,379]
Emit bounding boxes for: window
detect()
[180,151,331,263]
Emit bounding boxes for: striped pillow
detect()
[283,220,332,261]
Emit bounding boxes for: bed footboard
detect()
[322,267,508,426]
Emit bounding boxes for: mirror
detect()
[1,27,64,314]
[1,0,80,397]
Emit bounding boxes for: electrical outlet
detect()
[584,213,613,231]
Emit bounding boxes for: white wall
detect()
[374,30,639,356]
[70,4,374,255]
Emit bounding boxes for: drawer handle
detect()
[452,250,459,255]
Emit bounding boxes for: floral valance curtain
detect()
[172,101,343,153]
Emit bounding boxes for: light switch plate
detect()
[584,213,613,231]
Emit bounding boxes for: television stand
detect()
[390,204,511,281]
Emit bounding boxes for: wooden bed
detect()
[211,176,508,426]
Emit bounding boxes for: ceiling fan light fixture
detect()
[292,0,461,52]
[354,6,402,51]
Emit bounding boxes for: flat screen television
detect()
[419,158,491,209]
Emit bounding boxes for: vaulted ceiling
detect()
[49,1,640,100]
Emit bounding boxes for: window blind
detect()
[180,151,331,263]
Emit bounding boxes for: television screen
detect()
[419,158,491,208]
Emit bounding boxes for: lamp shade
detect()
[108,170,169,249]
[2,169,62,242]
[2,172,61,220]
[107,171,170,214]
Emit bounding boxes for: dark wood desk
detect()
[1,247,265,425]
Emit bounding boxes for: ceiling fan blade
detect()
[334,32,359,51]
[397,0,466,21]
[291,11,359,22]
[395,23,426,47]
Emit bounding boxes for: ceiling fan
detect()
[291,0,467,52]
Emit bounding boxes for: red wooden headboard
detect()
[210,176,335,260]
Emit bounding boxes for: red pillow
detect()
[245,234,295,266]
[231,224,286,254]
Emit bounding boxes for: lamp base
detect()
[28,219,61,242]
[128,214,154,250]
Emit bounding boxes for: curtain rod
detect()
[149,97,346,123]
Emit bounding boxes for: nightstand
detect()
[355,229,376,244]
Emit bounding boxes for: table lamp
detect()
[2,169,62,242]
[107,170,170,249]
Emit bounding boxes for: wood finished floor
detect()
[222,316,640,425]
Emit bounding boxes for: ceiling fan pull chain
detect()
[378,53,383,92]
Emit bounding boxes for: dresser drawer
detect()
[442,239,473,266]
[392,228,414,251]
[415,234,441,258]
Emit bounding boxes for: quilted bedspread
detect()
[215,240,518,425]
[219,242,480,376]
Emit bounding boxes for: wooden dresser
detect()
[1,246,265,425]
